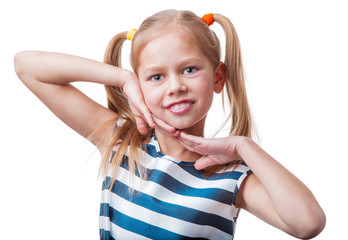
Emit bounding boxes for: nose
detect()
[167,75,187,96]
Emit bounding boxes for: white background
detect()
[1,0,347,239]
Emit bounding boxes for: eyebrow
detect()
[142,66,165,77]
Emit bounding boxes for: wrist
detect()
[235,136,254,159]
[120,69,138,90]
[119,70,131,88]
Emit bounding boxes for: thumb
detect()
[194,157,217,170]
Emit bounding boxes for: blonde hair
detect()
[101,9,252,186]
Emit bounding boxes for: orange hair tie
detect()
[202,13,214,26]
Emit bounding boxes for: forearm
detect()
[237,137,325,237]
[14,51,128,87]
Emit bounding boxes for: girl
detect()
[14,9,325,240]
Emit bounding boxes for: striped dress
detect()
[99,134,251,240]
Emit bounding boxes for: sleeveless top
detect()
[99,133,251,240]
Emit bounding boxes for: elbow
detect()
[295,208,326,239]
[14,51,29,78]
[14,51,38,79]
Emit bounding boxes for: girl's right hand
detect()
[122,70,177,136]
[122,71,156,135]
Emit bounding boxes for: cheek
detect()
[201,92,214,113]
[197,79,214,98]
[197,82,215,110]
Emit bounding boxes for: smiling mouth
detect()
[171,103,191,111]
[166,100,194,114]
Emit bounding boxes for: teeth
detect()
[171,103,191,110]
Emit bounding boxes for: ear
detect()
[214,62,226,93]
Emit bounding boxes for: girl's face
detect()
[137,33,225,135]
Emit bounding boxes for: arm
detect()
[235,138,326,239]
[177,133,326,239]
[14,51,153,151]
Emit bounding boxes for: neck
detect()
[154,129,202,162]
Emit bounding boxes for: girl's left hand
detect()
[177,132,245,170]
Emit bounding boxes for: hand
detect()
[122,71,156,135]
[153,115,180,138]
[122,70,178,136]
[177,132,245,170]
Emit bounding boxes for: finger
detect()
[178,132,207,151]
[179,132,204,145]
[176,135,197,150]
[156,125,181,138]
[176,138,197,152]
[194,157,218,170]
[135,116,148,135]
[176,137,208,156]
[152,115,180,137]
[177,135,194,146]
[139,104,156,129]
[153,115,177,133]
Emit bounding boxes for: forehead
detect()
[137,33,206,70]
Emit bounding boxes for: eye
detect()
[150,74,164,82]
[183,67,197,75]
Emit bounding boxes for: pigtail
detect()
[202,14,252,177]
[101,32,150,190]
[214,14,252,138]
[104,32,127,68]
[103,32,134,122]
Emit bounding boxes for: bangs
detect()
[130,10,221,72]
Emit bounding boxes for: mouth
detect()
[165,100,195,114]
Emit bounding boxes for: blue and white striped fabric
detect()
[99,134,252,240]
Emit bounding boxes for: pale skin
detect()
[14,34,325,239]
